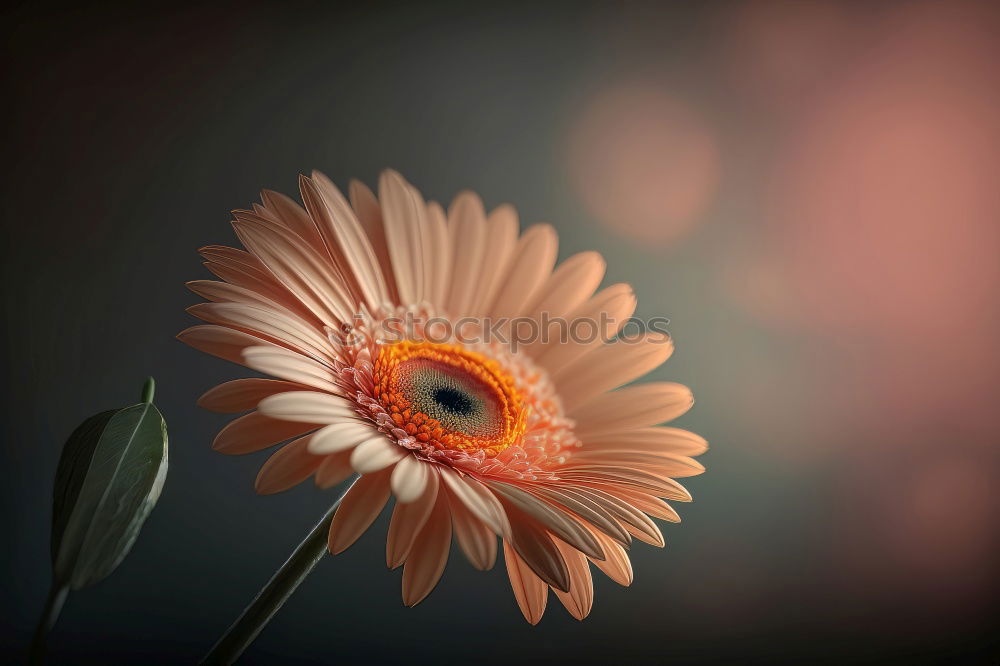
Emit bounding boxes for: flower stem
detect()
[30,582,69,665]
[202,476,359,665]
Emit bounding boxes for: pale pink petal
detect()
[489,481,604,561]
[401,490,451,606]
[187,301,333,363]
[348,178,397,303]
[390,454,430,504]
[488,224,558,319]
[259,189,325,248]
[255,434,324,494]
[443,190,488,316]
[304,171,391,310]
[580,426,709,456]
[523,485,631,546]
[503,504,571,592]
[524,251,606,322]
[589,528,633,586]
[451,496,498,571]
[623,521,666,548]
[551,538,594,620]
[571,382,693,435]
[562,484,656,533]
[421,201,451,307]
[386,468,439,568]
[197,378,304,413]
[241,346,340,394]
[198,245,272,280]
[467,204,519,316]
[503,541,548,625]
[565,483,669,545]
[296,173,350,263]
[379,170,426,304]
[198,245,288,300]
[438,468,509,536]
[233,211,355,325]
[200,256,320,326]
[567,451,705,478]
[518,251,607,357]
[328,469,392,554]
[176,325,278,366]
[314,450,355,489]
[350,437,406,473]
[212,411,317,455]
[555,332,675,411]
[201,261,304,317]
[573,481,680,521]
[628,496,680,522]
[409,183,436,301]
[187,279,286,312]
[560,467,691,502]
[257,390,357,424]
[309,423,382,455]
[533,283,636,373]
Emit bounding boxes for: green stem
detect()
[30,582,69,665]
[202,476,360,665]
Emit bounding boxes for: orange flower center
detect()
[373,341,527,456]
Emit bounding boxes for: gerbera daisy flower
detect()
[179,170,705,623]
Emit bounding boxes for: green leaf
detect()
[50,377,169,590]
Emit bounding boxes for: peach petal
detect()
[443,190,488,316]
[386,469,439,568]
[503,541,549,625]
[580,426,709,456]
[533,283,636,372]
[242,346,340,394]
[350,437,406,473]
[197,378,304,413]
[555,333,675,411]
[176,325,276,366]
[257,390,357,424]
[450,495,498,571]
[379,170,427,305]
[308,423,380,455]
[255,434,324,495]
[232,210,356,326]
[306,171,392,311]
[570,382,694,434]
[551,538,594,621]
[468,204,519,316]
[314,450,355,489]
[212,411,318,455]
[588,528,633,586]
[328,469,392,554]
[390,455,430,504]
[401,490,451,606]
[488,223,558,320]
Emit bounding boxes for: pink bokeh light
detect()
[567,82,720,246]
[727,0,1000,433]
[721,0,1000,611]
[721,0,858,112]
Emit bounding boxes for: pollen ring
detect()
[372,341,527,456]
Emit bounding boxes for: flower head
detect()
[180,170,705,623]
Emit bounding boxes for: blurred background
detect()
[3,1,998,663]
